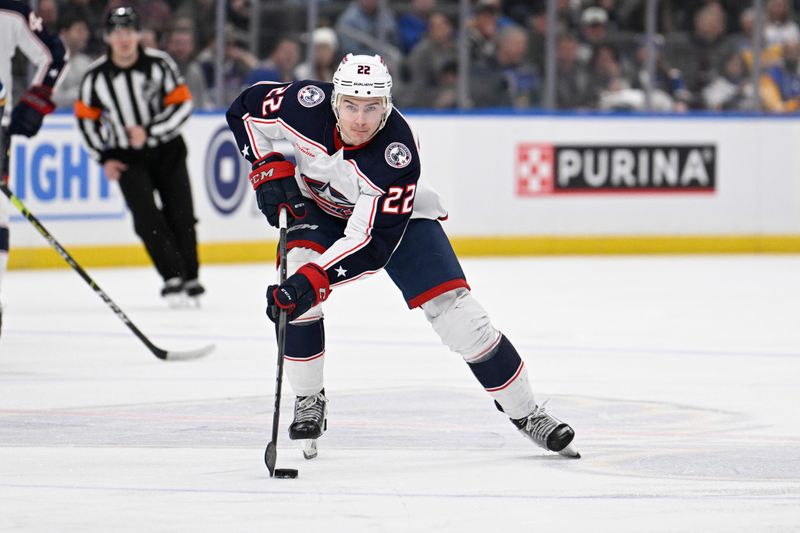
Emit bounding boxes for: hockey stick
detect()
[0,131,214,361]
[264,208,297,478]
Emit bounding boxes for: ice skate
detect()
[160,277,184,308]
[289,390,327,459]
[183,279,205,307]
[512,403,581,459]
[302,439,318,460]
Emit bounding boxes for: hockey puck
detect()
[273,468,298,479]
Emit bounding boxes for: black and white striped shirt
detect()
[75,46,192,162]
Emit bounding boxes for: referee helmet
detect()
[106,6,140,32]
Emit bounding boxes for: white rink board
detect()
[7,112,800,249]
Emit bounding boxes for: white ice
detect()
[1,256,799,532]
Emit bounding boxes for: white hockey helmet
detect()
[331,53,394,131]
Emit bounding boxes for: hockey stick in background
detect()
[0,129,214,361]
[264,208,298,479]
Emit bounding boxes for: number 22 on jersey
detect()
[382,184,416,215]
[261,85,289,115]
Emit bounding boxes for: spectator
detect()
[61,0,106,55]
[761,38,800,112]
[295,27,339,82]
[166,29,212,110]
[595,43,677,112]
[139,27,159,49]
[632,35,692,110]
[175,0,217,53]
[576,7,610,65]
[171,15,196,35]
[242,37,301,86]
[403,11,457,108]
[398,0,435,54]
[428,59,459,109]
[595,0,624,30]
[765,0,800,46]
[702,49,757,111]
[525,3,548,74]
[228,0,251,36]
[197,27,258,108]
[664,3,737,106]
[335,0,400,57]
[589,43,625,105]
[504,0,534,24]
[468,0,499,66]
[554,32,593,109]
[738,7,784,71]
[38,0,59,32]
[471,25,539,108]
[53,10,93,109]
[475,0,517,30]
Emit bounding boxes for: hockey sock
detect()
[282,318,325,397]
[467,335,537,420]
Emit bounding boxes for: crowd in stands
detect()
[21,0,800,112]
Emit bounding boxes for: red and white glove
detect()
[250,152,307,227]
[10,85,55,138]
[266,263,330,322]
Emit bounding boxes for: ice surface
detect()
[1,257,799,532]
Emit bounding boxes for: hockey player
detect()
[0,0,67,336]
[226,54,579,458]
[0,79,5,336]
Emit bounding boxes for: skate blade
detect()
[164,294,185,309]
[558,443,581,459]
[302,439,318,460]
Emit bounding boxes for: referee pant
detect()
[116,136,199,283]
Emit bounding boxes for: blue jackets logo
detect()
[205,126,249,214]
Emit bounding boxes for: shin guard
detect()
[282,318,325,397]
[467,335,537,420]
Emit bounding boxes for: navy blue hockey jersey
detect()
[227,80,447,288]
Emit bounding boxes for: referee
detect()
[75,6,203,305]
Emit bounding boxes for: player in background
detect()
[226,54,580,459]
[0,79,5,337]
[75,7,203,306]
[0,0,67,337]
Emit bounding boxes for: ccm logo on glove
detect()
[250,152,308,227]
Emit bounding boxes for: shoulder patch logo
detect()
[297,85,325,108]
[385,142,412,169]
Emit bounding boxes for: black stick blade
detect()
[265,441,277,477]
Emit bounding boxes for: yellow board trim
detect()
[8,235,800,270]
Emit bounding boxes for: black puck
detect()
[274,468,299,479]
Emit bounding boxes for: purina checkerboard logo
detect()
[516,143,716,196]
